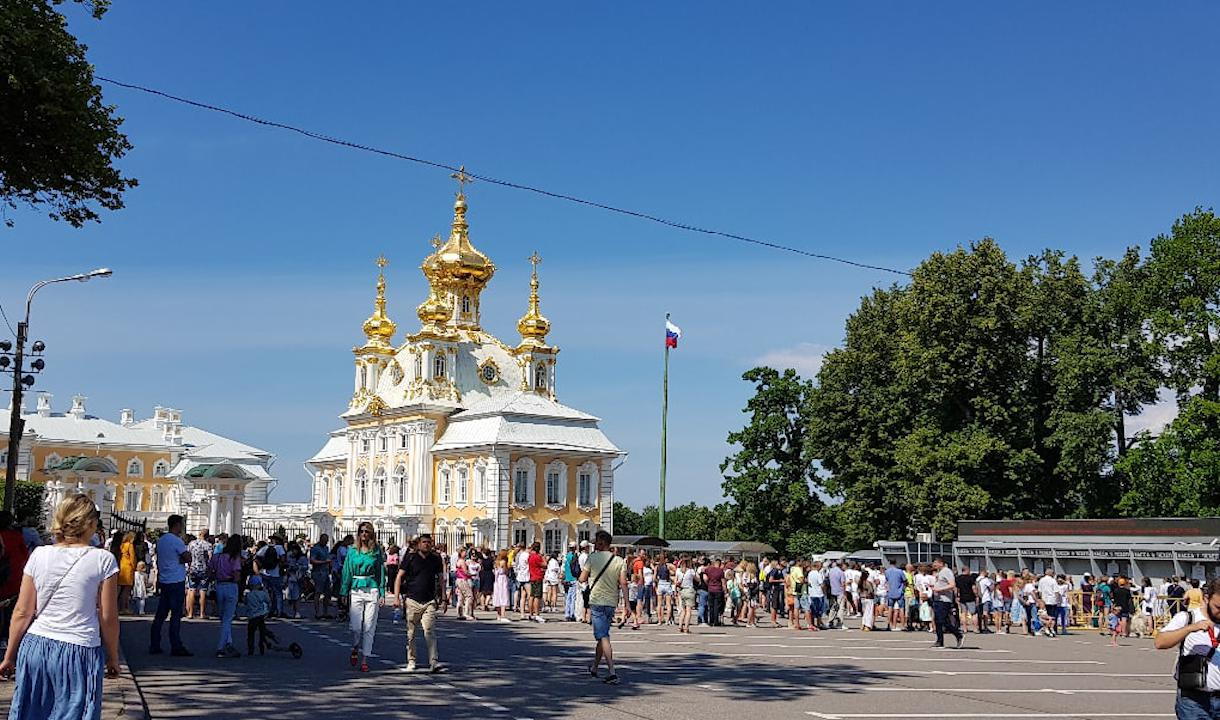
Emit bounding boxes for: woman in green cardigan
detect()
[340,521,385,672]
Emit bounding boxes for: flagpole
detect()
[660,313,670,540]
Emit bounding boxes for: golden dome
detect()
[429,192,495,287]
[362,256,397,347]
[516,252,550,345]
[416,288,449,326]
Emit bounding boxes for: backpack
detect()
[568,553,581,580]
[257,546,280,572]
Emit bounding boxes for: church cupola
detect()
[414,167,495,334]
[351,256,397,411]
[513,252,559,399]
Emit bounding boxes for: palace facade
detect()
[1,395,275,533]
[247,183,622,552]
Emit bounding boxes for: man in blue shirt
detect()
[150,514,192,656]
[884,559,907,630]
[310,534,333,619]
[827,562,846,629]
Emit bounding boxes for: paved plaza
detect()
[94,608,1179,720]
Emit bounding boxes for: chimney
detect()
[69,395,87,419]
[153,406,167,431]
[35,393,52,417]
[120,409,135,426]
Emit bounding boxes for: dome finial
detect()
[517,251,550,346]
[361,255,396,347]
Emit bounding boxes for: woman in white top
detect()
[676,558,698,634]
[1,494,120,720]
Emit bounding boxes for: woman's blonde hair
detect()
[356,521,379,552]
[51,493,99,543]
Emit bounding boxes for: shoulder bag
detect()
[582,552,614,607]
[1177,612,1219,691]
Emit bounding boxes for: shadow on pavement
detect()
[119,605,903,719]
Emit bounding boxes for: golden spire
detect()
[361,255,397,348]
[517,251,551,346]
[430,166,495,287]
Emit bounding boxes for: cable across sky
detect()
[95,76,914,278]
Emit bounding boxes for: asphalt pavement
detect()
[107,605,1177,720]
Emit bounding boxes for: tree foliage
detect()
[0,0,136,226]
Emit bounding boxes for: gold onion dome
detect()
[416,287,449,325]
[517,252,550,343]
[362,256,397,346]
[430,173,495,288]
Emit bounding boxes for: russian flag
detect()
[665,319,682,349]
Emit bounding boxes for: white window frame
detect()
[576,519,596,546]
[43,452,61,470]
[333,473,344,508]
[511,519,533,547]
[439,466,452,506]
[153,460,169,477]
[124,485,141,512]
[379,435,387,452]
[544,461,567,509]
[434,355,446,380]
[473,462,486,505]
[374,468,386,506]
[394,466,406,504]
[577,461,599,509]
[512,457,535,507]
[126,458,143,477]
[535,362,547,391]
[456,465,468,505]
[150,485,165,513]
[319,474,329,507]
[355,470,367,508]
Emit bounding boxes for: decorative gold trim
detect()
[365,396,388,417]
[477,358,500,385]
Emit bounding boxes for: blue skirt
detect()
[8,633,104,720]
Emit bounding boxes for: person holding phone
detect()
[1,494,121,719]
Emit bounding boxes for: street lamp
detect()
[2,268,113,511]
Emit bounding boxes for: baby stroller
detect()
[245,576,304,659]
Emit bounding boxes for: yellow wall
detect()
[28,444,174,512]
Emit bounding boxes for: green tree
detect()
[1117,397,1220,516]
[612,501,644,536]
[720,367,824,553]
[1,0,136,226]
[13,481,45,526]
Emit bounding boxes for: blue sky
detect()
[3,3,1216,508]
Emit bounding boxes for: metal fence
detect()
[108,511,147,537]
[241,521,314,542]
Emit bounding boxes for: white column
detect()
[488,450,510,550]
[207,490,219,533]
[406,421,434,506]
[599,458,614,534]
[232,493,243,535]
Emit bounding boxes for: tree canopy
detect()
[0,0,136,226]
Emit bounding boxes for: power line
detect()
[0,303,15,338]
[96,76,913,277]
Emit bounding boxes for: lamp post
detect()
[2,268,113,512]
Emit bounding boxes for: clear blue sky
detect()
[3,3,1217,508]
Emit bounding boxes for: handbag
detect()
[582,552,614,607]
[1177,613,1218,691]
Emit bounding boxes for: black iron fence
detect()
[108,511,146,537]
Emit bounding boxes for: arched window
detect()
[153,460,169,477]
[394,466,406,504]
[150,486,165,513]
[360,365,368,388]
[374,468,386,505]
[456,466,468,504]
[126,458,143,477]
[356,470,368,507]
[414,355,423,380]
[461,295,471,314]
[319,475,330,507]
[333,473,345,507]
[434,355,446,380]
[578,462,598,507]
[124,485,141,511]
[439,468,451,505]
[512,458,534,506]
[535,363,547,391]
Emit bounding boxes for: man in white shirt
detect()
[1036,568,1060,637]
[808,562,827,629]
[515,544,532,617]
[975,571,995,634]
[931,557,963,648]
[149,514,192,656]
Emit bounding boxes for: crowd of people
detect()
[3,492,1215,718]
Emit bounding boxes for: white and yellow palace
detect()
[247,180,622,552]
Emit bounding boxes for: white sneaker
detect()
[402,663,417,673]
[293,612,302,619]
[534,616,546,623]
[497,617,511,623]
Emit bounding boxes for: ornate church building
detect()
[246,178,621,551]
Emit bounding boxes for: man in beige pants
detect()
[393,534,448,672]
